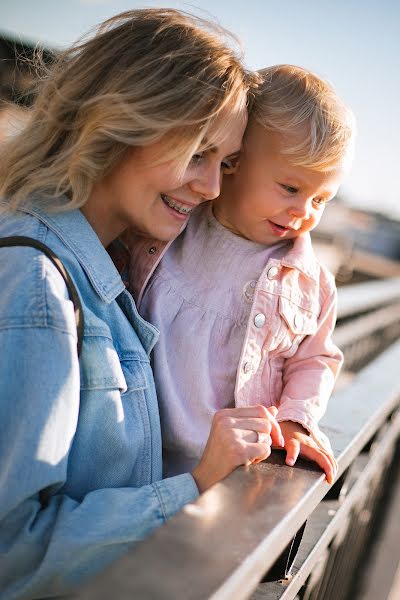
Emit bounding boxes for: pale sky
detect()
[1,0,399,218]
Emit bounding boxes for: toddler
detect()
[126,65,355,484]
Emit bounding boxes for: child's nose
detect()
[289,198,311,219]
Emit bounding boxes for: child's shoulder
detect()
[314,258,338,303]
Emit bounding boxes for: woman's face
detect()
[83,109,247,246]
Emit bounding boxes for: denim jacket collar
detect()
[20,202,125,303]
[281,232,320,281]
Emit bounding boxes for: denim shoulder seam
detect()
[151,482,168,521]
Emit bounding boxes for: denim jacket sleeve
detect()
[276,281,343,449]
[0,246,198,599]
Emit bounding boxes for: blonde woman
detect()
[0,9,283,598]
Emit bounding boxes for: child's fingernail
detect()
[280,435,285,447]
[287,458,295,466]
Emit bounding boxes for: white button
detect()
[148,246,157,254]
[267,266,279,280]
[294,313,303,329]
[243,280,257,302]
[243,362,253,374]
[254,313,266,328]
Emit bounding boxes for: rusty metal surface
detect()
[75,340,400,600]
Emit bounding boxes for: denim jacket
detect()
[120,212,343,451]
[0,201,198,599]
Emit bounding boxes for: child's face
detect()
[214,121,343,246]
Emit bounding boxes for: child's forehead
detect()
[244,121,350,178]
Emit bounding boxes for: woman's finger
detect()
[245,418,283,447]
[216,405,284,447]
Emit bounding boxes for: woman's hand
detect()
[192,405,284,493]
[279,420,337,484]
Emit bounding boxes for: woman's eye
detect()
[190,153,204,164]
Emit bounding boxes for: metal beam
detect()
[75,340,400,600]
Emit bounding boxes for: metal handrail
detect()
[76,340,400,600]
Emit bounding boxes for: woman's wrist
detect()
[191,465,208,494]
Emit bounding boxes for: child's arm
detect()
[276,284,343,482]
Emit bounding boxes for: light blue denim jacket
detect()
[0,201,199,599]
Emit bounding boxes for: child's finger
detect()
[266,406,278,417]
[325,451,338,477]
[285,439,300,466]
[317,447,337,478]
[301,445,335,483]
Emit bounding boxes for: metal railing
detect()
[75,278,400,600]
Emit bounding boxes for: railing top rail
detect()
[76,340,400,600]
[337,276,400,318]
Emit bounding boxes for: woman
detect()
[0,9,281,598]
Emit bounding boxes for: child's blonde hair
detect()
[0,8,258,212]
[252,64,355,171]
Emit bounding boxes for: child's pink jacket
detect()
[119,227,343,450]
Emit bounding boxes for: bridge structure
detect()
[75,276,400,600]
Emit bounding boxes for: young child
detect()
[125,65,355,484]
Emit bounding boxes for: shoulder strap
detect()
[0,235,84,356]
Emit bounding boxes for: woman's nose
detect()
[189,165,222,200]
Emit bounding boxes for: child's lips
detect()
[268,220,292,237]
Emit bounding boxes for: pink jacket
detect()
[119,227,343,449]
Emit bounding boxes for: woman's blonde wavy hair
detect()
[0,8,258,212]
[252,64,355,171]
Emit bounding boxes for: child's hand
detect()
[279,420,337,484]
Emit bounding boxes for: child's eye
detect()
[281,184,298,194]
[221,157,239,174]
[313,198,327,207]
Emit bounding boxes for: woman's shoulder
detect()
[0,212,78,334]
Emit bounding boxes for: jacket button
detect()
[267,266,279,279]
[254,313,266,328]
[148,246,157,254]
[294,313,303,329]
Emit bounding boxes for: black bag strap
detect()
[0,236,84,356]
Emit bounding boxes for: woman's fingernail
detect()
[280,435,285,447]
[287,458,295,466]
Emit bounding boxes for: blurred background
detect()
[1,0,400,285]
[1,2,399,599]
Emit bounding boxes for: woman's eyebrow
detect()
[204,145,242,157]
